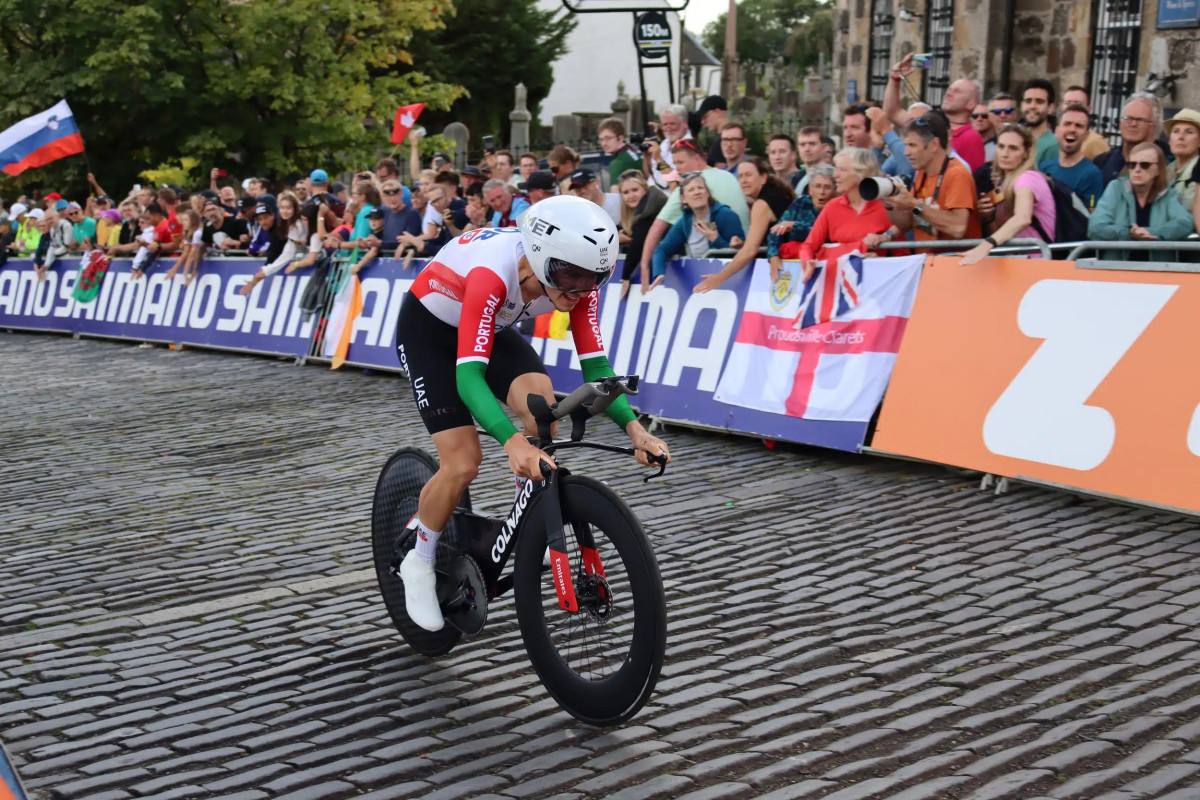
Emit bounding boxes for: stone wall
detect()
[1142,3,1200,113]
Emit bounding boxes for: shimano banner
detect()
[0,255,880,451]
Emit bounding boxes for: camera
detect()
[629,132,658,153]
[859,175,910,201]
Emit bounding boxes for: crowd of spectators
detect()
[5,64,1198,302]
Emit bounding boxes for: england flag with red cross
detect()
[714,245,925,421]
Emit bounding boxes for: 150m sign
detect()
[634,11,672,59]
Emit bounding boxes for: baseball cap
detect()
[94,194,112,204]
[330,181,347,195]
[54,200,69,211]
[310,169,329,185]
[670,138,705,157]
[66,201,82,210]
[568,169,597,188]
[519,171,557,192]
[45,192,62,202]
[204,196,223,208]
[401,185,412,205]
[461,165,482,178]
[238,195,257,210]
[28,208,44,220]
[698,95,728,115]
[254,203,273,216]
[366,207,386,220]
[9,202,27,217]
[432,151,451,163]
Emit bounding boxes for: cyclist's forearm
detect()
[456,361,519,444]
[579,354,638,430]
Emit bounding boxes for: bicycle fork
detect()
[541,469,579,613]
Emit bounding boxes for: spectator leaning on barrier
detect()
[889,113,982,242]
[767,133,803,189]
[65,203,96,251]
[164,208,204,284]
[796,148,894,280]
[1165,109,1200,225]
[484,178,529,228]
[973,103,998,163]
[599,118,642,185]
[636,138,752,285]
[1089,140,1196,261]
[201,196,249,252]
[693,95,730,168]
[1040,104,1105,210]
[240,191,306,295]
[767,162,836,269]
[1094,93,1165,186]
[720,121,751,175]
[616,170,667,297]
[1021,78,1059,166]
[649,172,745,288]
[1062,85,1111,161]
[964,125,1056,264]
[431,178,471,240]
[379,179,423,246]
[568,168,622,224]
[695,156,795,293]
[795,126,826,194]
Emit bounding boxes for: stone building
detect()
[832,0,1200,139]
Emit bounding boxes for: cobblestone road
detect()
[3,330,1200,800]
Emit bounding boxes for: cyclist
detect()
[394,195,672,632]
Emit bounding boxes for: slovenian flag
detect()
[0,100,85,176]
[713,248,925,421]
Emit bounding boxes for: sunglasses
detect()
[970,113,990,120]
[678,171,704,182]
[382,188,402,195]
[991,107,1015,115]
[1129,160,1157,171]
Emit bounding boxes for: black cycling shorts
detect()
[394,291,547,436]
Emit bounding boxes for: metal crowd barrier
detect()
[1066,239,1200,273]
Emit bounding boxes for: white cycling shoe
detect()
[400,550,444,632]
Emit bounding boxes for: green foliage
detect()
[141,157,201,190]
[0,0,464,198]
[402,0,576,148]
[701,0,832,72]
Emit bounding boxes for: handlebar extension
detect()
[527,376,640,444]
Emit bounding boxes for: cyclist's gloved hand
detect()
[627,425,671,468]
[504,434,556,480]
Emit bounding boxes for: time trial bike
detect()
[371,376,668,726]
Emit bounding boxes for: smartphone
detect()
[482,135,495,152]
[911,53,932,69]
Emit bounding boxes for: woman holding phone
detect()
[649,173,745,286]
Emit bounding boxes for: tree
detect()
[701,0,831,74]
[401,0,576,148]
[0,0,464,198]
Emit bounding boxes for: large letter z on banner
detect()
[982,279,1177,470]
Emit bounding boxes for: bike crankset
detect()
[441,554,488,635]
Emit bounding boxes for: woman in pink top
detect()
[962,124,1055,264]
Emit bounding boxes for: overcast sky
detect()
[679,0,726,36]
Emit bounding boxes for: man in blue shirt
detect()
[484,179,530,227]
[376,179,422,253]
[1039,104,1105,210]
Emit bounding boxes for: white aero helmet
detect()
[519,195,617,293]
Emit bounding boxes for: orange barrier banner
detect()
[873,256,1200,515]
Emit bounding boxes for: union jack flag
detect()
[793,246,864,330]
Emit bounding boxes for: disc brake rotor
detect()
[576,572,614,621]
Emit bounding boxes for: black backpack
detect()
[1029,174,1091,244]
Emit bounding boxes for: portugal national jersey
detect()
[407,226,634,442]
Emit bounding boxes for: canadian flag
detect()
[713,247,925,421]
[392,103,426,144]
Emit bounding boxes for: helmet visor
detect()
[544,257,612,294]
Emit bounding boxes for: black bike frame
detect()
[450,440,643,604]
